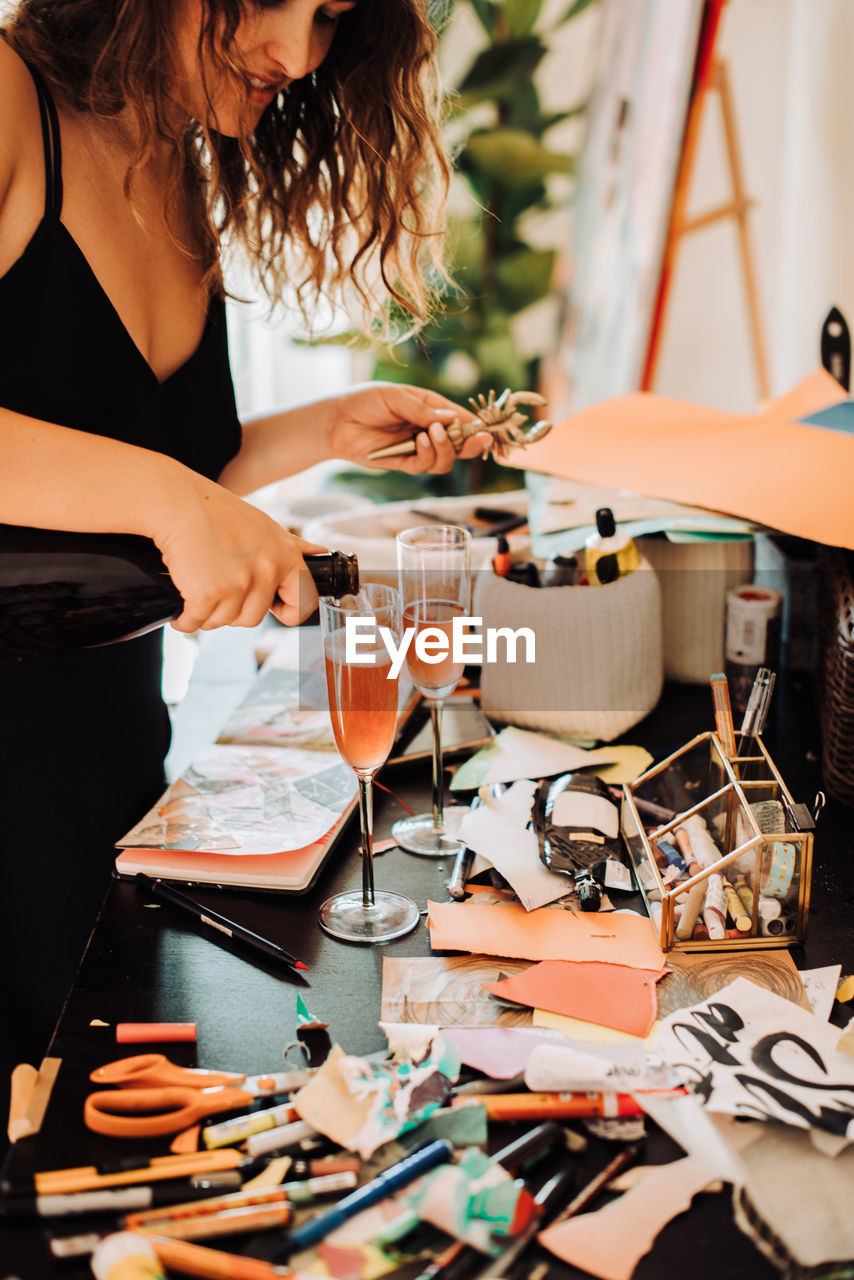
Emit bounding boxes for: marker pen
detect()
[202,1101,299,1149]
[0,1171,245,1219]
[452,1092,682,1121]
[272,1139,453,1261]
[124,1172,358,1231]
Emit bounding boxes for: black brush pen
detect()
[135,874,309,977]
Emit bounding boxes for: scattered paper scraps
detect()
[538,1155,721,1280]
[799,965,843,1021]
[441,1026,570,1080]
[589,745,654,785]
[398,1147,535,1254]
[838,1017,854,1060]
[458,781,570,911]
[293,1036,460,1159]
[656,950,811,1018]
[450,726,628,792]
[524,1040,681,1094]
[732,1121,854,1269]
[312,1200,434,1280]
[381,955,533,1028]
[533,1008,655,1044]
[653,977,854,1139]
[427,900,666,971]
[645,1091,854,1272]
[535,1013,655,1044]
[360,1103,489,1180]
[7,1057,61,1143]
[483,961,667,1038]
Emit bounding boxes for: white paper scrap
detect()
[451,726,626,791]
[458,781,569,911]
[799,965,843,1021]
[652,977,854,1138]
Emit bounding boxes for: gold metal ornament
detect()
[367,387,553,462]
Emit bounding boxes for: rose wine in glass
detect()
[392,525,471,858]
[319,584,419,942]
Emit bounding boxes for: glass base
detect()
[319,890,420,943]
[391,807,467,858]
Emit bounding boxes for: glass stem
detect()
[430,699,445,832]
[358,774,376,910]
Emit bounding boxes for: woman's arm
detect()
[0,406,320,629]
[219,381,492,496]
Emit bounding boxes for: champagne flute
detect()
[392,525,472,858]
[319,584,419,942]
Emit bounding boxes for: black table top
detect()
[3,628,853,1280]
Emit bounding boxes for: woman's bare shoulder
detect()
[0,39,49,270]
[0,40,43,204]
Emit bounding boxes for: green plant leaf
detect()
[467,0,497,36]
[474,330,528,390]
[505,0,545,38]
[496,247,556,312]
[456,36,546,104]
[462,128,572,185]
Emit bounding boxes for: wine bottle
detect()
[0,524,359,661]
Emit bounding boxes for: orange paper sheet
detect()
[427,901,665,972]
[506,370,853,549]
[538,1155,719,1280]
[483,961,667,1038]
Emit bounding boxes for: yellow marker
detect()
[710,673,737,761]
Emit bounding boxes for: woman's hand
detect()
[155,478,326,632]
[328,382,493,474]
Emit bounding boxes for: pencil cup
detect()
[621,731,813,952]
[473,559,662,742]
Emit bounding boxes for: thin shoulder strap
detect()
[26,63,63,217]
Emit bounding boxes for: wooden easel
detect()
[642,54,770,401]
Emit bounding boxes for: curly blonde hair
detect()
[6,0,450,336]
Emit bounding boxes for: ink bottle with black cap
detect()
[584,507,639,586]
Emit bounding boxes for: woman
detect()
[0,0,490,1080]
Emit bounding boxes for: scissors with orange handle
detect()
[85,1053,315,1138]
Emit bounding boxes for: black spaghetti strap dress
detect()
[0,64,243,1078]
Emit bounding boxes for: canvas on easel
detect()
[550,0,729,415]
[642,3,770,400]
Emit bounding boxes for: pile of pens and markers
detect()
[0,1029,650,1280]
[0,1103,642,1280]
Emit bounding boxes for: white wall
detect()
[652,0,854,410]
